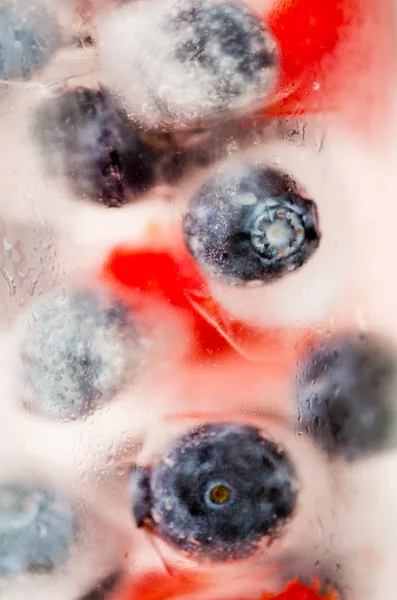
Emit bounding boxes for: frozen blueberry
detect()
[183,165,320,285]
[295,333,397,460]
[132,423,298,562]
[98,0,278,127]
[32,87,171,207]
[0,484,76,576]
[0,0,60,81]
[168,0,277,110]
[21,288,145,420]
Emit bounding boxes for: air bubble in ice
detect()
[20,288,146,420]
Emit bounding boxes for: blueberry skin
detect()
[295,333,397,460]
[32,88,167,207]
[168,0,278,114]
[0,0,60,81]
[21,289,144,420]
[132,423,298,562]
[0,484,76,576]
[183,166,320,285]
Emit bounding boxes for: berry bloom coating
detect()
[183,165,320,285]
[98,0,278,127]
[21,288,145,420]
[0,484,76,576]
[295,332,397,460]
[132,422,298,561]
[32,87,167,207]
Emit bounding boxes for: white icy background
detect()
[0,0,397,599]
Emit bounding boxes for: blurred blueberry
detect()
[295,332,397,460]
[21,288,145,420]
[0,484,76,576]
[167,0,278,116]
[0,0,60,81]
[132,422,298,562]
[32,87,174,207]
[98,0,278,127]
[183,165,320,284]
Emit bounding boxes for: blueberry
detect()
[167,0,278,115]
[0,484,76,576]
[295,333,397,460]
[0,0,60,81]
[21,288,145,420]
[99,0,278,127]
[183,166,320,285]
[32,87,170,207]
[132,423,297,562]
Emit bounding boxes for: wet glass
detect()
[0,1,395,600]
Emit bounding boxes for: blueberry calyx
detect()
[183,166,321,285]
[249,193,318,267]
[131,422,298,562]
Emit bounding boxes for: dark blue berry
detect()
[32,87,171,207]
[0,0,60,81]
[132,422,297,562]
[99,0,278,127]
[21,288,144,420]
[295,333,397,461]
[183,166,320,285]
[0,484,76,576]
[168,0,278,115]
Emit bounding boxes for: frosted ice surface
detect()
[0,0,396,599]
[97,0,279,128]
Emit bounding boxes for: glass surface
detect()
[0,1,395,599]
